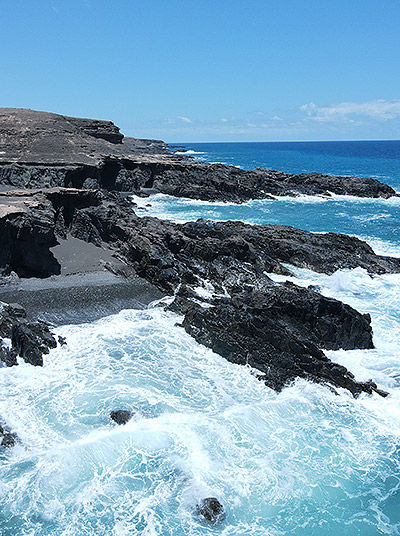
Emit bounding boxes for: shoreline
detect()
[0,109,398,398]
[0,271,163,325]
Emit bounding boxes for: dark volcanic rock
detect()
[180,220,400,276]
[0,108,396,200]
[139,162,397,202]
[110,410,133,425]
[0,110,396,402]
[11,322,57,366]
[0,424,18,448]
[181,285,377,396]
[0,193,60,278]
[0,108,180,190]
[0,187,397,395]
[58,336,67,346]
[0,108,171,166]
[0,302,58,367]
[0,345,17,367]
[197,498,225,524]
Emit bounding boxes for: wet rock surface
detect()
[180,285,377,396]
[135,162,397,201]
[0,424,18,449]
[0,109,398,397]
[197,498,225,524]
[110,410,133,425]
[0,302,58,367]
[0,187,394,395]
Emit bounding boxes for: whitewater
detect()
[1,141,400,535]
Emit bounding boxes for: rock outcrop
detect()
[0,302,58,367]
[0,187,396,396]
[0,108,397,397]
[0,108,396,201]
[0,191,60,277]
[0,423,18,448]
[110,410,133,425]
[180,285,377,396]
[197,498,225,524]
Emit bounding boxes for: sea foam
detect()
[1,264,400,534]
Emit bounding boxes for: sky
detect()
[1,0,400,142]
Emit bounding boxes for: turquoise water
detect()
[1,142,400,535]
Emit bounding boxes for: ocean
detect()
[1,141,400,535]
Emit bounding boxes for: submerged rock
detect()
[58,336,67,346]
[110,410,133,425]
[197,498,225,524]
[0,424,18,449]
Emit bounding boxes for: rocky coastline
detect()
[0,108,398,451]
[0,108,397,202]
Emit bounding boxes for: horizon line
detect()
[169,139,400,144]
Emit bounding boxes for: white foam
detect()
[1,276,400,534]
[131,190,400,226]
[174,150,205,155]
[268,265,400,388]
[360,237,400,258]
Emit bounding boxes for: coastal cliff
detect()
[0,109,397,402]
[0,108,396,201]
[0,186,396,398]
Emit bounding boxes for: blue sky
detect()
[1,0,399,142]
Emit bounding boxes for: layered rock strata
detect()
[0,108,396,201]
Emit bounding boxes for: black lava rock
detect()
[58,336,67,346]
[0,302,58,367]
[110,410,133,425]
[197,498,225,524]
[0,149,398,396]
[0,424,18,448]
[0,108,396,201]
[11,322,57,367]
[0,345,17,367]
[181,285,378,397]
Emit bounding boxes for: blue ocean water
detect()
[177,140,400,182]
[1,141,400,535]
[150,141,400,255]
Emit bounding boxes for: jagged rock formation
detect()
[0,302,58,367]
[0,190,60,277]
[180,285,375,396]
[0,187,396,396]
[0,109,397,397]
[110,410,133,425]
[0,108,396,201]
[0,423,18,448]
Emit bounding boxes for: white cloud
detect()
[300,99,400,122]
[178,116,192,123]
[220,118,228,122]
[271,115,282,121]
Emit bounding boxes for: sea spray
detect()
[2,140,400,535]
[0,271,400,535]
[131,193,400,259]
